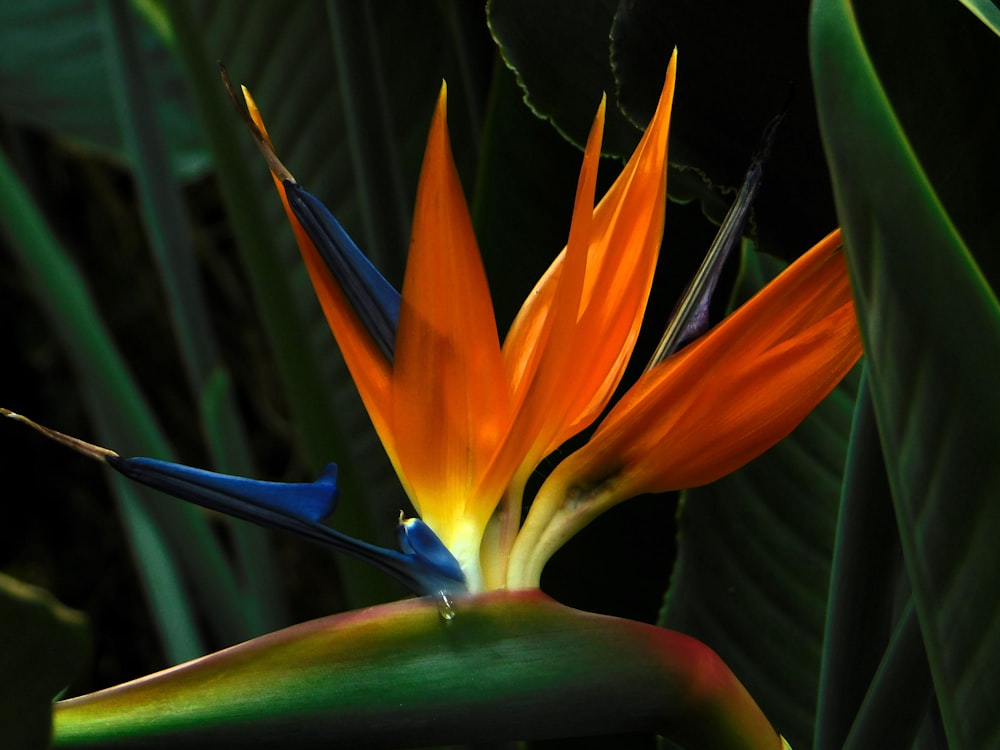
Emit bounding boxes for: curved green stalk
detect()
[54,591,783,750]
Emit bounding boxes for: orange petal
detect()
[479,91,608,571]
[591,229,860,495]
[390,83,509,549]
[510,230,862,585]
[487,91,603,499]
[500,51,677,476]
[242,88,394,449]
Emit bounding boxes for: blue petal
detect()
[107,456,465,595]
[284,181,401,362]
[110,456,339,522]
[397,517,466,585]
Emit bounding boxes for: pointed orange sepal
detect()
[390,83,509,551]
[579,229,861,497]
[498,51,678,483]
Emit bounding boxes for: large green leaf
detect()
[841,601,934,749]
[843,0,1000,291]
[659,245,860,749]
[811,0,1000,746]
[0,0,208,178]
[0,573,89,750]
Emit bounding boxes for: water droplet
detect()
[437,592,456,622]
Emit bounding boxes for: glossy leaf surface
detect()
[812,0,1000,745]
[54,591,782,750]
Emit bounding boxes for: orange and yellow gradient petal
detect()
[484,53,677,579]
[508,230,861,586]
[390,84,510,588]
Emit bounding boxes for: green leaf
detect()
[0,0,209,179]
[815,372,942,749]
[659,245,860,749]
[0,573,89,750]
[840,0,1000,292]
[323,0,424,278]
[811,0,1000,746]
[201,368,288,632]
[190,0,486,281]
[53,591,782,749]
[958,0,1000,36]
[842,602,933,750]
[487,0,641,155]
[814,371,909,750]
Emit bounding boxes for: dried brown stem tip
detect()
[1,408,118,462]
[218,62,295,183]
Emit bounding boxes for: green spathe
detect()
[54,590,781,749]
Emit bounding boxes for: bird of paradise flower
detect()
[5,50,860,603]
[238,47,859,592]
